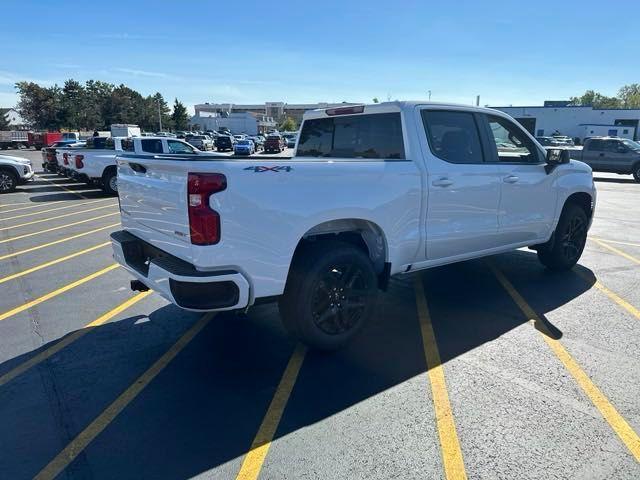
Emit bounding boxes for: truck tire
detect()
[537,203,588,271]
[102,169,118,196]
[0,168,18,193]
[279,241,378,350]
[633,163,640,183]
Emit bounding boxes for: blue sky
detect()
[2,0,639,112]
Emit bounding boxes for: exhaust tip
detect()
[130,280,150,292]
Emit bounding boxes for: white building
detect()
[0,108,26,129]
[494,101,640,142]
[189,111,276,135]
[194,101,359,123]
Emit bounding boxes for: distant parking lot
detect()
[1,149,639,479]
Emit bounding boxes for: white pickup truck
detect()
[111,102,596,349]
[63,136,210,195]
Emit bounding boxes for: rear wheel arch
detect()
[294,219,387,271]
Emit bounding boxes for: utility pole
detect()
[157,99,163,132]
[476,95,480,106]
[428,90,432,101]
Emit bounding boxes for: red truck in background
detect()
[28,132,63,150]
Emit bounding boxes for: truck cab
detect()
[574,137,640,181]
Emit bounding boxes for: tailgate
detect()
[117,155,191,246]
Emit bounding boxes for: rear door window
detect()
[421,110,484,164]
[587,139,604,151]
[141,139,163,154]
[297,113,405,159]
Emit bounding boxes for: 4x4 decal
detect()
[244,165,293,173]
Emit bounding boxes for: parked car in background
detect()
[186,134,214,151]
[215,135,235,152]
[248,135,264,151]
[64,137,127,195]
[111,101,596,350]
[570,137,640,181]
[264,134,286,153]
[536,136,562,147]
[42,140,86,172]
[56,142,87,175]
[286,136,297,148]
[0,154,34,192]
[234,139,255,155]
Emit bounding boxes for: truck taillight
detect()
[75,155,84,169]
[187,173,227,245]
[63,153,69,165]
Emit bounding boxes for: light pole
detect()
[428,90,432,101]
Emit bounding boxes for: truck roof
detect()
[304,101,509,120]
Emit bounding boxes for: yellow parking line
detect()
[591,238,640,266]
[33,174,89,200]
[414,276,467,480]
[3,203,117,230]
[236,344,306,480]
[590,237,640,249]
[0,242,110,285]
[34,313,213,480]
[0,201,49,211]
[0,223,120,261]
[0,291,151,387]
[489,263,640,462]
[0,212,119,244]
[574,270,640,322]
[0,198,113,221]
[0,264,119,323]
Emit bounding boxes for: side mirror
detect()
[545,148,570,173]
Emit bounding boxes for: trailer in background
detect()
[111,124,141,137]
[28,132,63,150]
[0,130,29,149]
[581,124,635,141]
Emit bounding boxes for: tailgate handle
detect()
[129,162,147,173]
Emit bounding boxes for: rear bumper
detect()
[111,230,250,312]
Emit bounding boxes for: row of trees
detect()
[569,84,640,109]
[15,79,190,132]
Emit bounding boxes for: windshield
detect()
[621,139,640,150]
[237,140,251,145]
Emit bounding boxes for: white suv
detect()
[0,154,35,193]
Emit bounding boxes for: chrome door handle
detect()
[432,177,453,187]
[503,175,519,184]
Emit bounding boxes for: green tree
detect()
[569,89,621,109]
[144,92,172,132]
[83,80,114,129]
[372,97,380,103]
[618,84,640,108]
[0,110,9,130]
[15,81,63,130]
[279,116,297,132]
[104,84,145,126]
[171,99,190,130]
[60,79,85,129]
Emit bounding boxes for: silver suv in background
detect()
[186,134,214,151]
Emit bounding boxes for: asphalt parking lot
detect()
[1,149,639,479]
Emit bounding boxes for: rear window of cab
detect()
[296,112,405,159]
